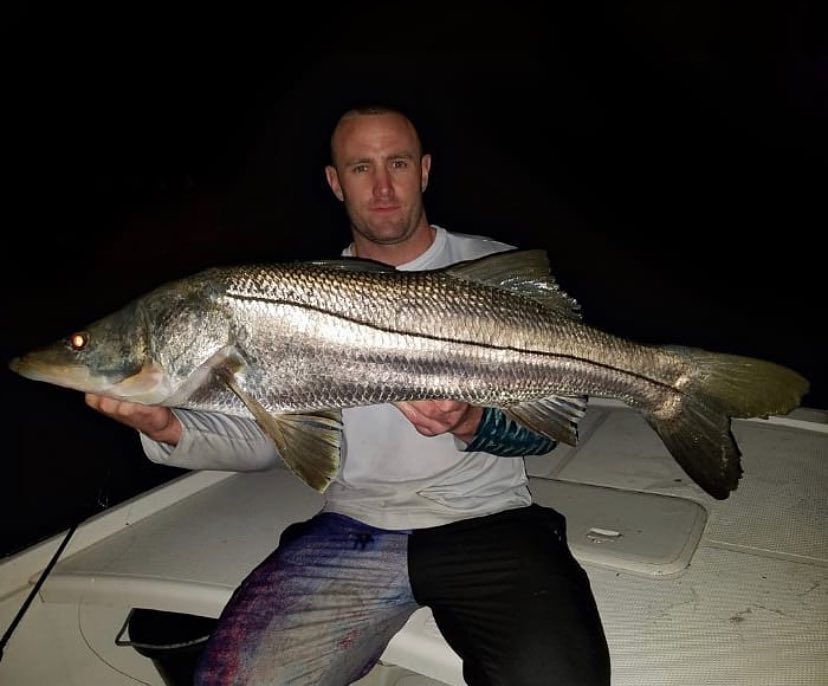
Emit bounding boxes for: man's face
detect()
[325,112,431,247]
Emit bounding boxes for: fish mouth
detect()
[9,355,170,403]
[9,355,106,392]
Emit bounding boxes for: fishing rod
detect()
[0,522,79,662]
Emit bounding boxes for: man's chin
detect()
[358,224,413,246]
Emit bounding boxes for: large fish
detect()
[9,250,808,498]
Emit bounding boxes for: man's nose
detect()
[373,169,393,197]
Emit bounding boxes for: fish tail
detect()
[646,347,809,499]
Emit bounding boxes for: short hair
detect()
[328,104,426,165]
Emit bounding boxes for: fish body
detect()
[9,250,809,498]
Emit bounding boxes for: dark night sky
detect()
[2,4,825,556]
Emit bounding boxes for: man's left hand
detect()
[394,400,484,444]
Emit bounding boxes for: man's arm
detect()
[463,406,558,456]
[87,394,556,469]
[85,394,281,471]
[395,400,557,456]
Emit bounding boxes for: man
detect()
[86,106,610,685]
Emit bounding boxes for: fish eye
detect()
[67,332,90,351]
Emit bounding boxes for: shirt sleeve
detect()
[462,407,558,457]
[140,408,282,471]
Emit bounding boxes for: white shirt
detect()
[142,226,534,529]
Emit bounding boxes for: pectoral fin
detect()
[502,395,588,446]
[215,367,342,492]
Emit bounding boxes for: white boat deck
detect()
[1,401,826,685]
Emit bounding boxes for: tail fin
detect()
[647,348,809,500]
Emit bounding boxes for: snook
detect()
[9,250,809,498]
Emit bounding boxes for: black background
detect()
[2,4,825,556]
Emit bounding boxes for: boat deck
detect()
[2,401,826,684]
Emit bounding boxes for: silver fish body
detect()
[9,250,809,497]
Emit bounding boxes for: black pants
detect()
[409,504,611,686]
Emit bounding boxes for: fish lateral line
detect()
[223,293,681,393]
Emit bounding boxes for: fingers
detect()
[394,401,438,436]
[86,393,151,422]
[395,400,459,436]
[85,393,130,415]
[84,392,103,410]
[394,400,482,440]
[84,393,181,444]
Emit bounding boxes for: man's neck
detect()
[352,224,436,267]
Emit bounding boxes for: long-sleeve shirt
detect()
[142,226,558,529]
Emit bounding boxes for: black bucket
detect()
[116,608,217,686]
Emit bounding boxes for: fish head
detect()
[9,299,172,404]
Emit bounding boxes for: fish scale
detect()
[9,249,809,497]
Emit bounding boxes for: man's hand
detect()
[85,394,182,446]
[394,400,484,444]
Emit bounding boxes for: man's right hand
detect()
[85,394,182,446]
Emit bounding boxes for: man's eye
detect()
[353,164,368,173]
[392,160,408,169]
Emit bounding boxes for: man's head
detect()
[325,106,433,264]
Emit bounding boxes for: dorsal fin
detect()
[446,249,581,320]
[307,258,396,273]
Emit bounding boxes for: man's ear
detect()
[325,165,344,201]
[420,154,432,192]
